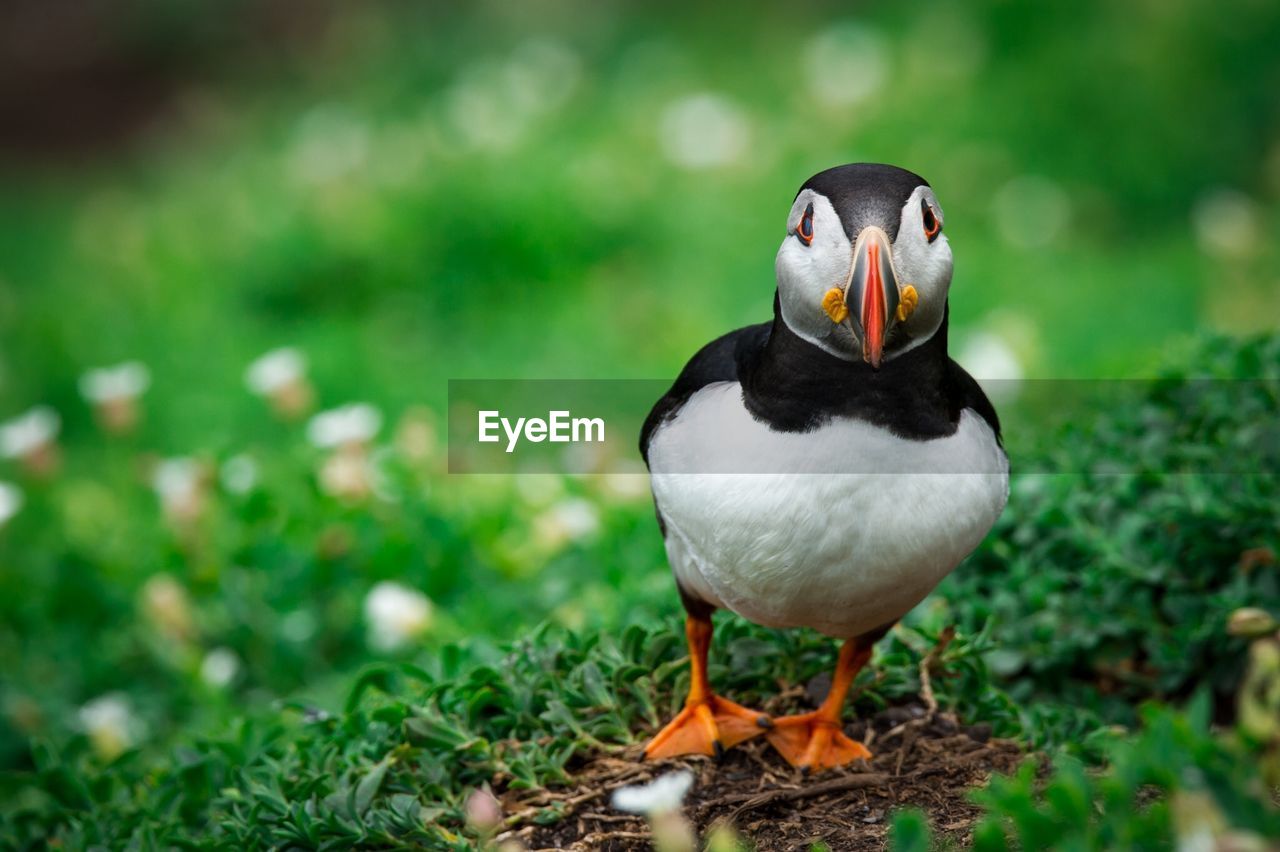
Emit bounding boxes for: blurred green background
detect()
[1,0,1279,786]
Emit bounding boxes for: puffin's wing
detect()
[639,321,772,467]
[944,358,1003,446]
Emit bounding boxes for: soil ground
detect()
[496,703,1027,851]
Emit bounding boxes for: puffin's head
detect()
[775,163,951,368]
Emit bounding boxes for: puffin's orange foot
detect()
[644,695,770,760]
[766,712,871,774]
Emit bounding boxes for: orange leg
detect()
[766,637,874,773]
[644,615,770,760]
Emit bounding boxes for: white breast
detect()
[648,382,1008,638]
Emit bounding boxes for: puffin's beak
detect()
[845,226,900,369]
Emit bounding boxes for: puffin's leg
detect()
[643,614,769,760]
[766,627,886,773]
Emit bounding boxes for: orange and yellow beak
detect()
[845,226,901,369]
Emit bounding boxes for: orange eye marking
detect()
[797,202,815,245]
[921,199,941,242]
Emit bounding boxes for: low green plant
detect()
[936,333,1280,747]
[0,618,1006,849]
[891,698,1280,850]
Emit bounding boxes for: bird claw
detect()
[644,695,768,760]
[765,712,872,773]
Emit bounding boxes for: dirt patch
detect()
[498,704,1027,851]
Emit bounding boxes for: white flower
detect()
[0,406,60,459]
[393,408,438,463]
[1192,188,1260,258]
[79,361,150,403]
[0,481,22,526]
[151,458,205,523]
[200,647,240,688]
[363,581,433,651]
[152,457,203,518]
[141,573,193,639]
[245,347,306,395]
[956,330,1023,403]
[611,770,694,816]
[991,175,1070,249]
[804,24,889,108]
[957,331,1023,382]
[220,454,259,495]
[534,497,601,550]
[659,93,749,170]
[78,693,135,759]
[465,787,503,833]
[598,463,650,504]
[307,403,382,449]
[318,445,374,500]
[551,498,601,539]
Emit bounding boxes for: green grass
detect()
[2,618,1009,849]
[3,332,1279,848]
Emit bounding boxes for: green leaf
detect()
[354,756,394,816]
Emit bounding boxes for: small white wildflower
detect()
[0,406,60,459]
[245,347,306,395]
[962,327,1018,378]
[80,361,149,434]
[1192,188,1260,258]
[611,769,694,815]
[446,61,527,152]
[199,647,241,688]
[141,573,194,641]
[599,468,650,504]
[307,403,382,449]
[804,23,889,108]
[151,457,204,521]
[534,497,601,550]
[0,481,23,526]
[659,93,749,170]
[245,348,313,419]
[79,361,150,403]
[551,498,600,539]
[318,445,374,500]
[220,454,259,495]
[78,693,135,760]
[956,330,1024,404]
[393,408,438,464]
[363,581,433,651]
[465,787,503,834]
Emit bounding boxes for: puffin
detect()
[638,163,1008,773]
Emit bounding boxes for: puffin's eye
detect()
[921,200,941,242]
[797,202,814,245]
